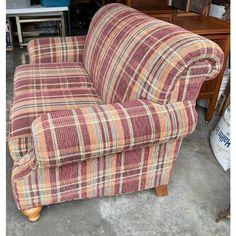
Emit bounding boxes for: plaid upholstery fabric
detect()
[9,63,104,161]
[13,63,95,97]
[32,99,197,167]
[169,61,214,102]
[9,4,225,212]
[83,3,223,104]
[28,35,86,64]
[12,140,182,210]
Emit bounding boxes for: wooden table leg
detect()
[206,98,215,123]
[61,13,66,37]
[16,16,23,48]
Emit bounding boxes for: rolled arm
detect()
[27,35,86,64]
[31,99,197,167]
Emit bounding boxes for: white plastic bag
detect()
[210,106,230,171]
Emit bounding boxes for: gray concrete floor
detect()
[6,49,230,236]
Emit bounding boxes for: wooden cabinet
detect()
[118,0,198,20]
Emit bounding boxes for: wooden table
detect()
[6,6,69,48]
[165,16,230,123]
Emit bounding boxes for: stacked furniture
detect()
[8,3,223,221]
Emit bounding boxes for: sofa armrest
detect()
[27,35,86,64]
[31,99,197,167]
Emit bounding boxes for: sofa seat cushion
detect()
[13,63,96,96]
[9,62,104,161]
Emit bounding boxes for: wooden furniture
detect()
[6,6,69,48]
[171,0,211,16]
[165,16,230,123]
[118,0,208,20]
[124,0,175,20]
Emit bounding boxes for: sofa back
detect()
[83,3,223,104]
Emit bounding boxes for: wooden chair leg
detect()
[155,185,168,197]
[22,206,43,222]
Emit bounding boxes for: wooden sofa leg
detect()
[22,206,43,222]
[155,185,168,197]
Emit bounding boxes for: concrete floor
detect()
[6,49,230,236]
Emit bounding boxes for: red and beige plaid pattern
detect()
[83,4,223,104]
[32,100,197,167]
[9,63,103,161]
[28,35,86,64]
[9,4,224,211]
[169,61,214,102]
[12,140,182,210]
[13,62,96,97]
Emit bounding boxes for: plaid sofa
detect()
[9,3,224,220]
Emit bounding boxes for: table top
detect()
[166,16,230,35]
[6,5,68,16]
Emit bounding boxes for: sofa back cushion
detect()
[83,3,223,104]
